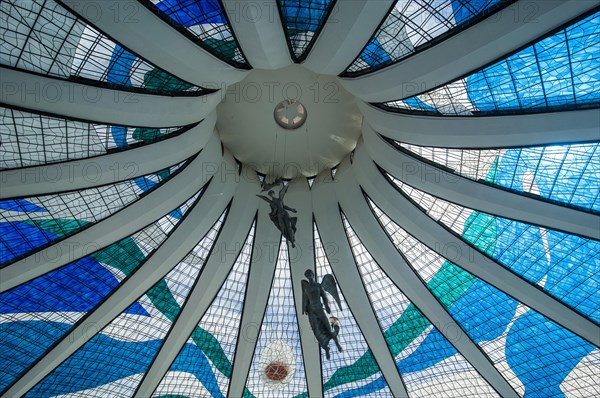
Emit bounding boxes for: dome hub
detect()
[217,65,362,179]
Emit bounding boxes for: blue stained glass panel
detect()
[0,0,201,93]
[476,213,599,323]
[0,198,197,393]
[155,0,226,26]
[21,198,219,398]
[152,222,254,398]
[314,224,395,398]
[346,0,508,74]
[390,175,600,324]
[396,142,600,212]
[279,0,335,60]
[0,200,47,213]
[107,45,136,87]
[0,162,185,265]
[145,0,248,66]
[371,199,597,396]
[382,12,600,114]
[342,214,498,397]
[505,311,597,397]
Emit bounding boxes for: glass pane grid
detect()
[346,0,507,74]
[0,183,138,264]
[397,141,600,212]
[388,175,600,324]
[0,107,185,170]
[341,213,499,398]
[0,163,183,266]
[0,0,203,94]
[21,190,213,397]
[152,221,255,398]
[0,188,200,395]
[279,0,335,60]
[144,0,248,66]
[381,12,600,114]
[245,238,308,397]
[398,142,499,181]
[1,1,598,396]
[1,108,101,168]
[559,349,600,397]
[314,224,395,398]
[369,198,597,397]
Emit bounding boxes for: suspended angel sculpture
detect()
[257,185,297,247]
[260,176,283,192]
[302,269,343,359]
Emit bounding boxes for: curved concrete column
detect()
[60,0,249,86]
[0,114,218,198]
[312,175,409,398]
[0,68,222,127]
[284,178,323,397]
[302,0,393,75]
[228,208,282,398]
[334,161,518,397]
[222,0,292,69]
[360,102,600,148]
[0,141,225,292]
[352,142,600,346]
[362,123,600,240]
[136,171,260,397]
[0,160,239,398]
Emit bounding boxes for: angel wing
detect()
[278,184,289,200]
[261,177,282,192]
[256,194,272,204]
[301,280,310,314]
[321,274,342,311]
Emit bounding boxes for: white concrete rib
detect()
[353,142,600,347]
[227,208,282,398]
[362,123,600,240]
[60,0,249,87]
[136,170,259,397]
[334,159,519,397]
[222,0,292,69]
[360,102,600,148]
[312,176,409,398]
[0,136,223,293]
[341,0,599,102]
[303,0,394,75]
[0,67,222,127]
[1,157,238,398]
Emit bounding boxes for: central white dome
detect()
[217,65,362,179]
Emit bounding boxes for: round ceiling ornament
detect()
[258,340,296,388]
[274,99,307,130]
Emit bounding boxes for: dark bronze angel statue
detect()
[260,176,283,192]
[302,269,343,359]
[257,185,297,247]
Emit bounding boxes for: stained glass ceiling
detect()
[379,10,600,114]
[0,0,204,94]
[142,0,250,68]
[344,0,513,76]
[394,141,600,212]
[1,106,190,168]
[0,1,598,397]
